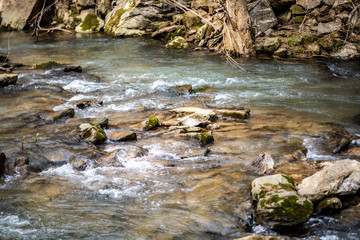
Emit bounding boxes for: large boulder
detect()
[297,159,360,202]
[248,0,278,36]
[0,73,18,87]
[331,43,360,60]
[0,0,42,30]
[252,174,313,228]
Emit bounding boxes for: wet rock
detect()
[0,152,6,177]
[251,152,275,174]
[143,117,159,131]
[45,108,75,122]
[252,174,313,228]
[234,235,285,240]
[178,132,214,146]
[75,12,104,33]
[171,107,216,127]
[75,100,103,109]
[275,160,323,184]
[180,148,210,159]
[97,149,125,167]
[71,157,93,171]
[296,0,321,10]
[109,131,137,141]
[166,36,189,49]
[297,159,360,202]
[317,21,342,35]
[215,109,250,119]
[179,126,202,133]
[332,137,351,153]
[316,197,342,214]
[248,0,278,36]
[34,61,61,68]
[6,156,30,176]
[331,43,360,60]
[64,65,83,73]
[0,73,18,87]
[175,84,193,95]
[93,117,109,129]
[78,123,107,145]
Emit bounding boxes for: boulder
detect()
[166,36,189,49]
[248,0,278,36]
[317,21,342,35]
[0,73,18,87]
[78,123,107,145]
[331,43,360,60]
[296,0,321,10]
[252,174,313,228]
[45,108,75,122]
[143,117,159,130]
[0,0,42,30]
[75,12,104,33]
[297,159,360,202]
[215,109,250,119]
[290,4,305,15]
[0,152,6,176]
[255,37,282,54]
[93,117,109,129]
[109,131,137,141]
[97,0,112,16]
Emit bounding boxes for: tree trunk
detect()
[223,0,255,57]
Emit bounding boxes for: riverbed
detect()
[0,32,359,239]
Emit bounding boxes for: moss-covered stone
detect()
[200,132,214,146]
[79,122,107,145]
[143,117,159,130]
[105,8,126,32]
[166,36,189,49]
[290,5,305,15]
[46,108,75,122]
[80,13,99,31]
[35,61,61,68]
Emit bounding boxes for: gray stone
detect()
[249,0,278,36]
[251,152,274,174]
[171,107,216,127]
[317,21,342,35]
[0,73,18,87]
[296,0,321,10]
[316,197,342,214]
[297,159,360,201]
[331,43,360,60]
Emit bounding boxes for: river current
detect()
[0,32,359,239]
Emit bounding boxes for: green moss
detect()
[260,199,266,208]
[144,117,159,131]
[80,13,99,31]
[105,8,126,32]
[268,195,281,203]
[271,195,313,223]
[282,174,295,185]
[35,61,61,68]
[200,133,214,146]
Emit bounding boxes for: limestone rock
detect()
[296,0,321,10]
[297,159,360,201]
[248,0,278,36]
[252,174,313,228]
[317,21,342,35]
[0,73,18,87]
[78,123,107,145]
[0,0,41,30]
[166,36,189,49]
[331,43,360,60]
[171,107,216,127]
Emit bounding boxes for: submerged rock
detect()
[0,73,18,87]
[332,137,351,153]
[6,156,30,176]
[75,100,103,109]
[174,84,193,95]
[178,132,214,146]
[34,61,61,68]
[297,159,360,201]
[78,123,107,145]
[252,174,313,228]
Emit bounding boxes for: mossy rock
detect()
[291,15,305,24]
[166,36,189,49]
[45,108,75,122]
[78,123,107,145]
[81,13,99,31]
[143,117,159,131]
[105,8,126,32]
[35,61,61,68]
[179,132,214,146]
[290,5,305,15]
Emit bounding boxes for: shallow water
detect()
[0,32,360,239]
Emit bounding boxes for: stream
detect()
[0,32,360,239]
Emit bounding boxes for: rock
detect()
[317,21,342,35]
[251,152,275,174]
[180,148,210,159]
[255,37,282,54]
[93,117,109,129]
[297,159,360,202]
[252,174,313,228]
[316,197,342,214]
[75,13,104,33]
[75,100,103,109]
[78,123,107,145]
[194,24,208,41]
[215,109,250,119]
[0,152,6,177]
[296,0,321,10]
[171,107,216,127]
[109,131,137,141]
[331,43,360,60]
[76,0,96,9]
[0,73,18,87]
[306,42,321,55]
[64,65,82,73]
[97,149,125,168]
[273,46,288,58]
[290,4,305,15]
[344,147,360,158]
[234,235,285,240]
[268,0,296,14]
[0,0,43,30]
[248,0,278,36]
[191,0,220,14]
[143,117,159,130]
[179,132,214,146]
[175,84,193,95]
[182,12,201,28]
[166,36,189,49]
[322,0,335,6]
[332,137,351,153]
[179,126,202,133]
[152,25,185,38]
[45,108,75,122]
[275,160,323,184]
[34,61,61,68]
[6,156,30,176]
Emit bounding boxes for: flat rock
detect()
[297,159,360,201]
[317,21,342,35]
[215,109,250,119]
[297,0,321,9]
[331,43,360,60]
[109,131,137,141]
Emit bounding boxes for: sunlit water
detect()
[0,32,359,239]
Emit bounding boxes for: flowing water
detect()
[0,32,360,239]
